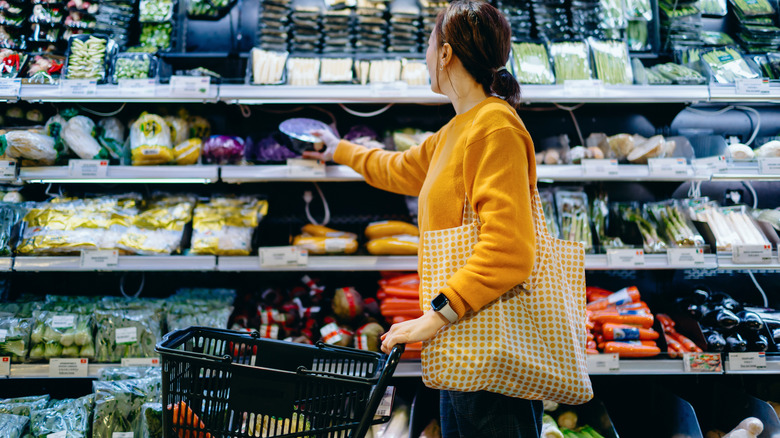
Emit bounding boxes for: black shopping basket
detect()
[155,326,405,438]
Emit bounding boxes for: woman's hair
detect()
[434,0,521,108]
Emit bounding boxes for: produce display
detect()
[365,220,419,255]
[29,299,96,361]
[689,203,769,252]
[92,377,162,438]
[94,298,164,362]
[29,394,94,438]
[65,35,113,81]
[555,190,594,253]
[511,41,555,85]
[550,41,592,83]
[190,196,268,255]
[589,39,633,85]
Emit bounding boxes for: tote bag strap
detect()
[462,187,551,241]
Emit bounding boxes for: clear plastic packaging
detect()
[64,34,117,83]
[651,62,707,85]
[287,57,320,86]
[141,403,162,438]
[3,130,57,165]
[627,20,650,51]
[591,192,625,250]
[29,394,94,438]
[92,377,162,438]
[550,41,592,83]
[166,288,235,331]
[645,200,706,248]
[98,366,162,381]
[172,138,201,165]
[139,0,174,22]
[554,190,593,252]
[0,414,28,438]
[97,117,126,159]
[511,42,555,85]
[130,113,173,165]
[616,202,667,253]
[0,395,49,417]
[539,190,559,237]
[589,38,633,85]
[701,47,759,83]
[62,115,106,160]
[202,135,245,164]
[0,316,30,361]
[700,0,727,16]
[111,52,157,83]
[400,59,428,86]
[0,49,25,78]
[23,53,66,84]
[191,197,268,255]
[28,309,96,362]
[600,0,627,28]
[319,57,353,83]
[250,48,287,85]
[94,299,164,363]
[690,203,769,251]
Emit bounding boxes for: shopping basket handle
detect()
[352,343,406,438]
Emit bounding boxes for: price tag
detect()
[169,76,211,97]
[116,327,138,345]
[49,358,89,377]
[375,386,396,417]
[581,159,619,177]
[648,157,689,177]
[0,357,9,377]
[732,244,773,264]
[80,249,119,269]
[260,246,308,267]
[51,314,76,329]
[586,353,620,373]
[736,78,770,95]
[0,160,16,180]
[667,247,706,267]
[683,352,723,373]
[758,157,780,175]
[112,433,134,438]
[692,156,728,174]
[563,79,604,95]
[728,352,767,371]
[0,78,21,97]
[69,159,108,178]
[607,249,645,267]
[287,158,326,177]
[118,78,156,97]
[121,357,160,367]
[0,329,6,342]
[370,81,408,97]
[60,79,98,96]
[48,432,68,438]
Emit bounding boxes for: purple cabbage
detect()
[202,135,245,164]
[344,125,377,141]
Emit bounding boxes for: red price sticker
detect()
[0,356,10,376]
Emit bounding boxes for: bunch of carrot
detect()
[656,313,703,357]
[377,272,423,359]
[586,286,662,358]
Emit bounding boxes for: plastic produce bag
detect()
[550,41,592,83]
[589,38,633,85]
[166,290,234,331]
[95,299,163,363]
[92,377,162,438]
[702,47,759,83]
[97,117,126,159]
[511,42,555,84]
[45,115,69,159]
[0,395,50,417]
[130,113,173,165]
[62,116,106,160]
[164,116,189,145]
[141,403,162,438]
[29,394,94,438]
[554,190,593,252]
[117,194,195,255]
[0,413,29,438]
[202,135,245,164]
[191,197,268,255]
[0,203,22,256]
[173,138,201,165]
[99,366,162,381]
[28,309,96,362]
[2,130,57,165]
[0,317,31,361]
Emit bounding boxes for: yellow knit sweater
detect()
[334,96,537,318]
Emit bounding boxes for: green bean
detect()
[550,41,592,83]
[511,42,554,84]
[590,39,633,85]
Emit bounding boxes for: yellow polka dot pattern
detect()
[420,188,593,405]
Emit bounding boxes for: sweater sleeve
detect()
[332,132,438,197]
[440,126,537,317]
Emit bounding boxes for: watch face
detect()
[431,293,448,310]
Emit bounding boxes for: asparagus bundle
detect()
[619,204,667,253]
[646,202,706,247]
[591,192,625,249]
[701,47,759,83]
[691,204,768,251]
[652,62,707,84]
[555,191,593,252]
[540,190,560,237]
[589,39,634,85]
[511,42,555,84]
[550,41,592,83]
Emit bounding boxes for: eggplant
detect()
[702,306,740,331]
[676,297,702,319]
[702,328,726,352]
[726,333,748,352]
[737,310,764,331]
[709,292,741,312]
[749,333,769,352]
[690,288,710,304]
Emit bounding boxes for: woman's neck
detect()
[446,78,490,115]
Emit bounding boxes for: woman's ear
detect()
[440,42,453,69]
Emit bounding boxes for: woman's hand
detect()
[380,310,449,354]
[301,129,340,161]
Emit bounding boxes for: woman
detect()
[305,1,541,436]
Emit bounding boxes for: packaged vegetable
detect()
[690,203,768,251]
[166,288,235,332]
[173,138,201,165]
[250,48,288,85]
[62,116,106,160]
[293,235,359,254]
[97,117,126,159]
[130,113,173,165]
[65,35,114,82]
[554,190,593,252]
[617,203,667,253]
[95,298,164,363]
[365,220,419,239]
[0,316,31,361]
[92,377,162,438]
[164,116,189,145]
[141,403,163,438]
[187,116,211,139]
[702,47,759,83]
[591,192,625,250]
[29,394,94,438]
[0,49,25,78]
[511,42,555,85]
[139,0,174,22]
[202,135,245,164]
[550,41,592,83]
[626,0,653,19]
[0,413,29,438]
[0,395,50,417]
[112,53,156,82]
[589,39,633,85]
[366,235,419,255]
[140,23,172,50]
[191,197,268,255]
[651,62,707,85]
[645,201,706,248]
[29,309,96,361]
[99,366,162,381]
[2,130,57,165]
[540,190,560,237]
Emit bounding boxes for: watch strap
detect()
[437,302,458,324]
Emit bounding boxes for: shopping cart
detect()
[155,326,405,438]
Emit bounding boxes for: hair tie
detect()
[495,66,507,74]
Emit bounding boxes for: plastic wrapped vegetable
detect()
[92,377,162,438]
[702,47,759,83]
[202,135,245,164]
[29,394,94,438]
[45,115,69,159]
[2,131,57,165]
[645,201,705,248]
[591,192,625,249]
[550,41,592,83]
[0,203,22,256]
[539,190,560,237]
[173,139,201,165]
[0,395,50,417]
[62,116,106,160]
[97,117,126,159]
[164,116,189,145]
[617,203,667,253]
[141,403,163,438]
[130,113,173,165]
[99,366,162,381]
[191,197,268,255]
[511,42,555,84]
[0,413,29,438]
[0,317,31,361]
[65,35,111,81]
[28,310,96,362]
[94,299,163,363]
[651,63,706,85]
[589,39,633,85]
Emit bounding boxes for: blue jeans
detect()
[440,390,543,438]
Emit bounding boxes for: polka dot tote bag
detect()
[420,188,593,404]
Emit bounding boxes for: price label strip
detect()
[112,433,134,438]
[0,356,9,377]
[0,160,16,180]
[375,386,396,417]
[259,246,308,268]
[60,79,98,96]
[370,81,408,97]
[667,247,706,267]
[758,157,780,175]
[735,78,770,95]
[581,159,619,177]
[564,79,604,95]
[607,249,646,268]
[0,78,21,98]
[118,79,156,97]
[69,159,108,178]
[648,158,689,177]
[121,357,160,367]
[586,353,620,373]
[80,249,119,269]
[692,156,728,175]
[732,244,773,264]
[169,76,211,97]
[727,352,766,371]
[49,358,89,377]
[287,159,326,178]
[683,352,722,373]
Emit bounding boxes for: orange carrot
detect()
[671,332,701,352]
[586,286,614,302]
[602,323,659,341]
[591,312,654,329]
[586,286,641,311]
[656,314,676,330]
[603,342,661,358]
[587,340,597,350]
[381,285,420,299]
[380,273,420,288]
[169,401,211,438]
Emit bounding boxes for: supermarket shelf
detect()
[724,355,780,374]
[20,166,219,184]
[216,255,419,271]
[537,164,707,182]
[711,162,780,181]
[218,84,449,104]
[715,253,780,271]
[708,83,780,103]
[220,165,363,182]
[0,257,11,271]
[13,256,217,271]
[20,84,220,103]
[6,363,117,379]
[520,85,710,103]
[585,253,718,270]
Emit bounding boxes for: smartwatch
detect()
[431,293,458,324]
